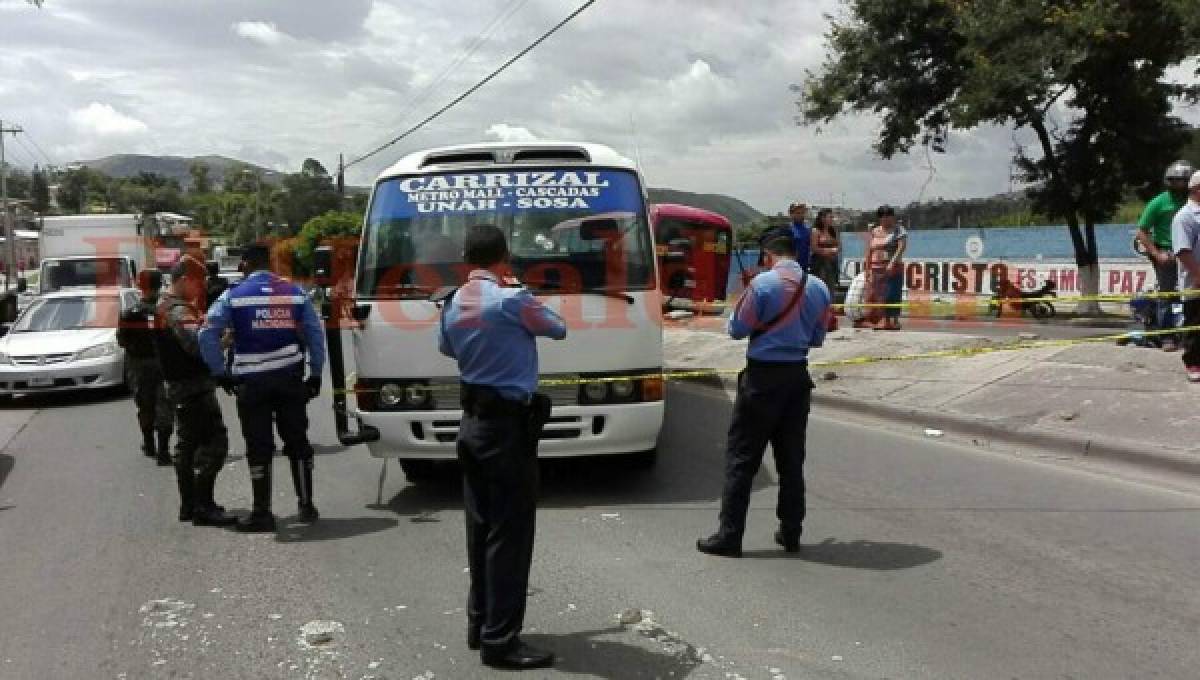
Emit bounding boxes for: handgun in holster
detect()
[526,392,552,451]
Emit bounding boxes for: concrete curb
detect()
[682,373,1200,477]
[811,391,1200,477]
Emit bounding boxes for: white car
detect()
[0,288,139,395]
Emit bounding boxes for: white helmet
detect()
[1165,160,1195,183]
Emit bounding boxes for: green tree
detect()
[278,158,340,233]
[188,161,212,194]
[30,165,50,214]
[801,0,1200,311]
[56,167,90,213]
[294,210,363,272]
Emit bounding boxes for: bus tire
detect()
[399,460,437,482]
[626,448,657,470]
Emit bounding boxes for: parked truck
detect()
[37,214,151,293]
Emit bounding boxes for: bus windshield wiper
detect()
[580,287,635,304]
[523,283,634,304]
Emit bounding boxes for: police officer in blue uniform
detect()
[439,224,566,670]
[198,244,326,532]
[697,226,831,557]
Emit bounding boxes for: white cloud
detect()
[68,103,148,136]
[233,20,285,46]
[485,123,539,143]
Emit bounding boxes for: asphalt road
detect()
[1,381,1199,679]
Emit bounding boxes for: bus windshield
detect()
[357,168,655,298]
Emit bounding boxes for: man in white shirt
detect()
[1170,171,1200,382]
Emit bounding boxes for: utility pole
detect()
[0,119,23,291]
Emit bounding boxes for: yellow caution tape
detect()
[332,324,1196,396]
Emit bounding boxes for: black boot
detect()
[192,473,237,527]
[156,430,172,467]
[176,465,195,522]
[237,465,276,533]
[141,430,156,458]
[289,458,319,523]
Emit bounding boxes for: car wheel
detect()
[399,460,437,482]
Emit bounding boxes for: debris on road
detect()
[1057,410,1080,421]
[1018,332,1040,341]
[601,512,621,521]
[924,428,944,438]
[617,608,644,625]
[821,371,838,381]
[298,620,344,648]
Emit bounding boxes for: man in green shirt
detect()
[1137,160,1194,351]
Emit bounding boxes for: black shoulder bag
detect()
[749,272,808,341]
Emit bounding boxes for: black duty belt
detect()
[460,383,530,419]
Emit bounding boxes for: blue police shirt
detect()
[438,270,568,402]
[791,221,812,270]
[199,270,326,379]
[728,259,830,362]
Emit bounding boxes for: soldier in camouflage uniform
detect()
[117,270,173,465]
[155,254,236,526]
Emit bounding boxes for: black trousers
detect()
[456,392,539,653]
[718,360,814,542]
[1183,298,1200,367]
[235,369,314,467]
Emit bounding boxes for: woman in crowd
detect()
[810,208,841,330]
[810,208,840,290]
[864,205,907,330]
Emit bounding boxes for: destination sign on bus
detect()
[386,170,640,216]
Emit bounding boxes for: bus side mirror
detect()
[352,303,371,321]
[313,246,334,287]
[579,218,620,240]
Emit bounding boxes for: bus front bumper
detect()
[351,401,664,460]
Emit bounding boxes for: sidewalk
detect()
[664,321,1200,475]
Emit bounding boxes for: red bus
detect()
[651,203,733,309]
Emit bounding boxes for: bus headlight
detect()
[582,381,608,403]
[379,383,405,408]
[404,385,431,407]
[610,379,635,399]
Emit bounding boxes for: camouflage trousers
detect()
[167,378,229,483]
[128,356,173,435]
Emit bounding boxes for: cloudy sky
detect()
[1,0,1197,213]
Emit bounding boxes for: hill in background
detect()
[647,187,764,227]
[74,154,285,188]
[73,154,767,224]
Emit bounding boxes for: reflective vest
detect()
[227,272,308,377]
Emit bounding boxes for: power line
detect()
[358,0,530,155]
[12,135,40,168]
[20,129,55,167]
[345,0,596,170]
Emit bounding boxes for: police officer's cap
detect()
[241,243,271,265]
[759,226,795,255]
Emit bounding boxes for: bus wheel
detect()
[399,460,437,482]
[626,448,657,470]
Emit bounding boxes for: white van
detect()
[344,142,664,478]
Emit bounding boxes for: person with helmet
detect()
[116,269,173,465]
[198,244,325,532]
[1136,160,1195,351]
[156,253,237,526]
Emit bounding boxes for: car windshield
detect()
[357,168,655,298]
[12,296,124,333]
